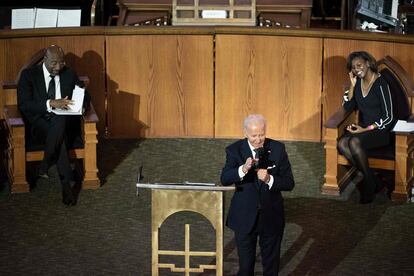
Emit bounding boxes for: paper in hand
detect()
[52,85,85,115]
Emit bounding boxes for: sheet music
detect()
[392,120,414,132]
[57,9,81,27]
[11,8,35,29]
[52,86,84,115]
[34,8,58,28]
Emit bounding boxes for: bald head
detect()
[44,45,65,76]
[46,45,64,56]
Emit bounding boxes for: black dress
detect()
[342,74,395,149]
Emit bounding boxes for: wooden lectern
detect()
[136,182,234,276]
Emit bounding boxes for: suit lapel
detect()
[240,139,253,161]
[59,69,72,98]
[240,139,262,191]
[35,65,47,99]
[60,69,68,97]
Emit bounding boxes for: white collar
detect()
[42,63,60,79]
[42,63,50,78]
[247,140,256,153]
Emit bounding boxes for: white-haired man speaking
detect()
[221,114,294,275]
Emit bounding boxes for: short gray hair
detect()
[243,114,266,131]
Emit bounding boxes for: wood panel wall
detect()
[215,35,322,141]
[106,35,214,138]
[3,28,414,140]
[323,39,414,125]
[0,36,106,134]
[0,40,5,118]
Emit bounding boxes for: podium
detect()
[136,182,234,276]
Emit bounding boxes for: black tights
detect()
[337,135,379,201]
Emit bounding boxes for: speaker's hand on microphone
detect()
[257,169,270,184]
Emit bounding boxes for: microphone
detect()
[252,147,270,170]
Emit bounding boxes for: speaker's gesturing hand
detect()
[242,157,254,174]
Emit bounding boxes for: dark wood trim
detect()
[0,27,106,39]
[378,56,414,97]
[325,107,353,129]
[4,105,24,127]
[1,26,414,44]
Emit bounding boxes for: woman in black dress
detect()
[337,51,395,204]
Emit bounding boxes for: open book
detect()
[52,85,84,115]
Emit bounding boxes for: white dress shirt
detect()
[43,63,61,112]
[238,141,274,189]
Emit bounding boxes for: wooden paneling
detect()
[106,35,214,138]
[0,39,5,119]
[215,35,322,141]
[1,36,106,134]
[323,39,414,127]
[2,27,414,140]
[256,0,313,28]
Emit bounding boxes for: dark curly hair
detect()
[346,51,378,73]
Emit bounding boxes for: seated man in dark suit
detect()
[221,114,295,276]
[17,45,89,206]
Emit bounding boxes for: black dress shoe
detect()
[377,177,394,199]
[62,181,76,206]
[62,197,75,206]
[38,167,49,179]
[38,162,49,179]
[62,193,76,206]
[38,172,49,179]
[374,174,391,196]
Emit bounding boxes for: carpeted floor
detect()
[0,138,413,275]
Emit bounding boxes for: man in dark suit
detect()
[17,45,88,206]
[221,114,294,275]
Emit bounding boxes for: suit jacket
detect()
[221,138,294,235]
[17,64,90,124]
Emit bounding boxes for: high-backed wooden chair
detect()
[116,0,171,26]
[1,49,100,193]
[323,56,414,200]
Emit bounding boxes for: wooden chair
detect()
[323,56,414,200]
[1,49,100,193]
[116,0,171,26]
[256,0,313,28]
